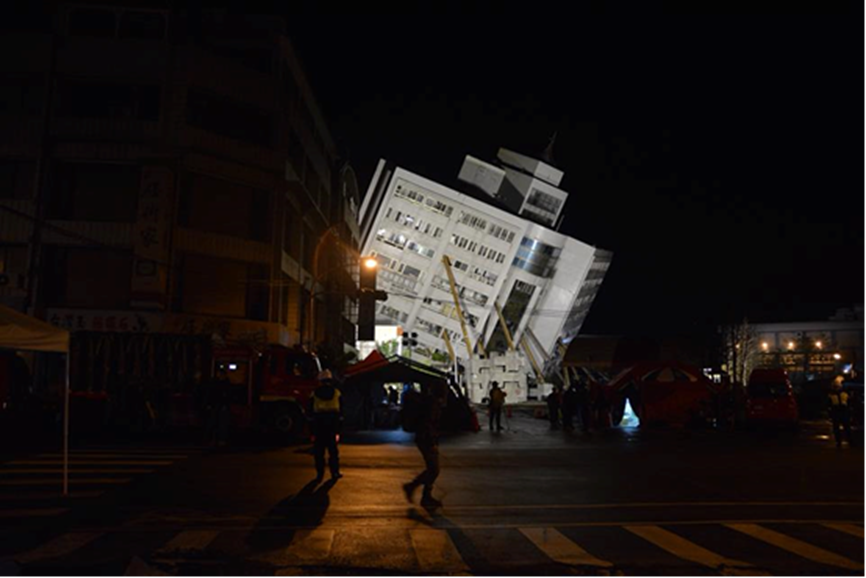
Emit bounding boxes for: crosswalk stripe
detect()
[0,469,155,474]
[822,523,865,538]
[155,530,219,555]
[626,525,764,576]
[0,508,68,518]
[519,527,612,568]
[726,523,863,571]
[7,460,172,466]
[284,529,335,562]
[0,478,132,486]
[14,531,102,564]
[410,528,471,574]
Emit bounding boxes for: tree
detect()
[721,318,759,385]
[376,339,399,358]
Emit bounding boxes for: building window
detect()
[425,198,453,217]
[0,77,44,116]
[178,172,271,241]
[118,11,167,39]
[406,240,434,259]
[394,184,424,204]
[57,80,160,121]
[42,247,132,309]
[379,304,408,324]
[186,88,272,147]
[68,8,117,38]
[48,162,140,222]
[458,211,487,231]
[526,188,562,214]
[488,223,515,243]
[0,160,35,200]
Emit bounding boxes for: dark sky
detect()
[284,4,864,337]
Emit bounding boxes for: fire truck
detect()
[212,344,322,440]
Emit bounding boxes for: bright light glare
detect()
[363,257,378,269]
[622,400,640,427]
[761,342,769,350]
[815,341,823,349]
[833,353,842,360]
[228,363,238,371]
[788,341,795,350]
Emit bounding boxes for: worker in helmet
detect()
[828,377,852,448]
[309,369,343,481]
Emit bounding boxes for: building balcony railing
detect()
[180,127,281,171]
[175,228,272,264]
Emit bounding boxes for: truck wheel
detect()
[273,404,304,441]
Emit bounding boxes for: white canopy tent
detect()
[0,304,72,495]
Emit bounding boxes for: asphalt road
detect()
[0,414,862,576]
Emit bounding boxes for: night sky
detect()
[283,5,864,338]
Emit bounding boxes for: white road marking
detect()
[155,530,219,555]
[411,528,471,574]
[520,527,612,568]
[284,529,335,562]
[726,523,863,571]
[14,531,102,563]
[822,522,865,538]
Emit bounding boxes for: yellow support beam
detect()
[493,301,516,352]
[441,330,456,364]
[521,335,544,384]
[441,255,474,360]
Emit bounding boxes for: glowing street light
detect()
[815,341,823,349]
[363,257,378,270]
[761,342,769,351]
[833,353,842,360]
[787,341,795,350]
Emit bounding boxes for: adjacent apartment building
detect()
[0,4,360,380]
[358,146,612,401]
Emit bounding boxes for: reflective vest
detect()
[829,391,849,406]
[313,387,341,413]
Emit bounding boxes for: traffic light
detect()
[357,256,388,340]
[402,332,419,348]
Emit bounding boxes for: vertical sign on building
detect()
[131,166,173,310]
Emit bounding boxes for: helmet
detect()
[318,369,334,381]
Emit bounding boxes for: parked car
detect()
[745,368,799,429]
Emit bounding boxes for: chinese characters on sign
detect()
[46,309,164,333]
[131,166,173,310]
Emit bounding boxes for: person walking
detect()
[488,381,507,432]
[309,370,343,481]
[403,381,447,509]
[828,377,852,447]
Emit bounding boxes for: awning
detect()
[0,304,69,353]
[344,351,449,387]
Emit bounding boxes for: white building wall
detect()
[359,154,611,396]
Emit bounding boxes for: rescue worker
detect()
[309,370,343,481]
[488,381,507,432]
[828,377,852,447]
[403,381,446,509]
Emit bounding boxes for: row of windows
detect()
[458,211,488,231]
[384,207,444,239]
[373,253,424,281]
[489,223,516,243]
[452,259,498,287]
[375,228,436,259]
[393,183,455,218]
[378,303,409,324]
[526,189,563,214]
[420,297,480,329]
[379,268,419,294]
[478,246,507,264]
[430,276,489,307]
